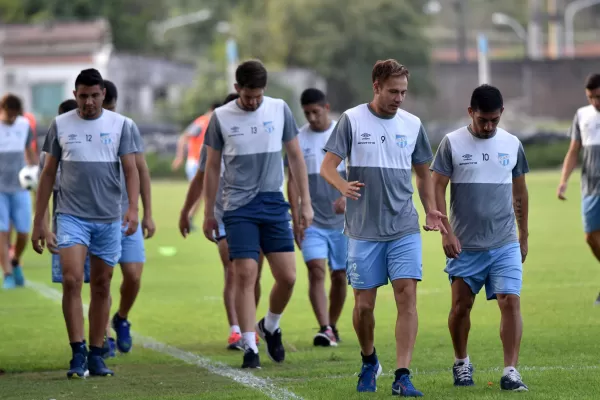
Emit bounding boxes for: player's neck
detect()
[311,118,332,132]
[367,102,395,119]
[76,109,103,121]
[467,124,496,139]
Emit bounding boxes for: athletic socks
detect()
[264,310,282,333]
[455,356,470,365]
[243,332,258,354]
[230,325,241,335]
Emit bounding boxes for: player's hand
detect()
[339,181,365,200]
[31,222,47,255]
[293,223,305,249]
[300,202,314,230]
[171,156,183,171]
[557,182,568,200]
[442,233,461,259]
[179,211,191,238]
[333,197,346,214]
[45,231,59,255]
[203,215,219,243]
[123,208,139,236]
[423,210,448,234]
[519,237,528,263]
[142,214,156,239]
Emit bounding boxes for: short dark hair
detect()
[223,93,239,104]
[75,68,104,90]
[0,93,23,113]
[210,101,222,110]
[58,99,78,115]
[372,59,410,84]
[585,73,600,91]
[470,84,504,112]
[103,79,118,104]
[236,60,267,89]
[300,88,327,106]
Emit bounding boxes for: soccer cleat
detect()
[392,374,424,397]
[112,313,132,353]
[66,352,89,379]
[313,326,338,347]
[256,318,285,363]
[357,360,382,392]
[227,332,244,351]
[12,266,25,287]
[453,361,474,386]
[102,337,116,358]
[88,355,114,377]
[500,369,528,391]
[2,275,15,290]
[241,349,261,369]
[332,326,341,343]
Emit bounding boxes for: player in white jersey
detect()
[321,60,446,396]
[0,94,37,289]
[431,85,530,391]
[557,73,600,304]
[203,60,313,369]
[287,88,347,346]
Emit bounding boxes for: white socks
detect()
[243,332,258,353]
[230,325,241,335]
[503,366,516,376]
[455,356,470,365]
[264,310,282,333]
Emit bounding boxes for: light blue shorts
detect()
[119,222,146,264]
[214,223,226,242]
[0,191,32,233]
[56,213,122,267]
[346,233,422,289]
[444,242,522,300]
[582,195,600,233]
[185,160,199,181]
[301,226,347,271]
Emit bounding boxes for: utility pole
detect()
[455,0,468,63]
[547,0,564,58]
[528,0,544,60]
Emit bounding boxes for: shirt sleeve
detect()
[512,141,530,178]
[42,120,62,161]
[204,114,224,151]
[569,112,581,142]
[282,102,299,142]
[198,145,208,172]
[324,113,352,160]
[185,121,203,137]
[412,124,434,165]
[430,136,453,176]
[118,119,138,156]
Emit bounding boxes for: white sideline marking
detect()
[26,281,304,400]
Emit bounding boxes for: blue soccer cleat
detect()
[88,355,114,377]
[357,360,383,392]
[392,374,424,397]
[67,352,89,379]
[102,336,116,359]
[12,266,25,287]
[2,274,15,290]
[112,313,132,353]
[453,361,475,386]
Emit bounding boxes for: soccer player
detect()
[102,79,155,355]
[321,59,446,396]
[0,93,37,289]
[287,88,347,346]
[180,92,263,350]
[431,84,530,391]
[558,73,600,304]
[202,60,313,369]
[32,68,140,378]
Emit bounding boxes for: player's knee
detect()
[307,262,325,283]
[451,297,474,318]
[330,270,346,286]
[497,294,520,313]
[354,292,376,316]
[276,268,296,291]
[585,232,600,249]
[122,264,142,287]
[393,281,417,308]
[62,273,83,293]
[234,261,259,287]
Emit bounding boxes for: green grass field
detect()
[2,171,600,400]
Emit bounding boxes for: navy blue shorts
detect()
[223,192,294,262]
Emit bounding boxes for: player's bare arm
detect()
[25,144,38,166]
[136,153,155,238]
[513,175,529,263]
[286,167,304,248]
[284,136,314,228]
[121,153,140,236]
[413,163,447,234]
[32,154,59,254]
[558,139,581,200]
[171,133,190,170]
[432,171,461,258]
[321,152,364,200]
[202,146,221,242]
[179,169,205,238]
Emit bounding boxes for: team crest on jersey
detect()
[263,121,274,134]
[498,153,510,166]
[396,134,407,148]
[100,133,112,145]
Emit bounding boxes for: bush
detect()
[146,153,185,179]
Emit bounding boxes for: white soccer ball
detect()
[18,165,40,191]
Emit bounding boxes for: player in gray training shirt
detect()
[203,60,313,369]
[557,73,600,304]
[431,85,530,392]
[32,69,140,379]
[321,59,446,396]
[0,93,37,290]
[180,90,264,352]
[287,88,347,347]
